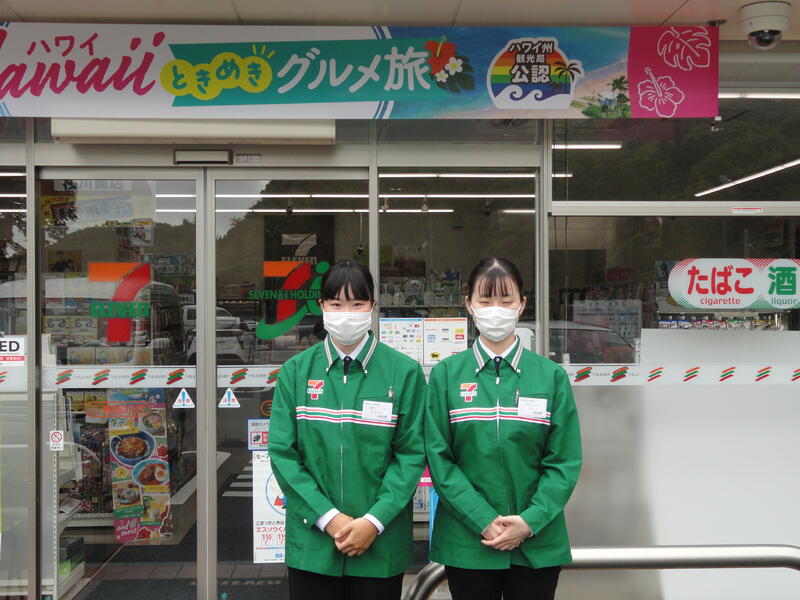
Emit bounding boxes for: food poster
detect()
[109,388,172,542]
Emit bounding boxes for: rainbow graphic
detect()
[56,369,73,385]
[230,368,248,385]
[488,37,582,109]
[755,366,772,382]
[574,366,592,382]
[611,367,628,383]
[267,368,280,385]
[167,368,185,385]
[129,368,148,385]
[647,367,663,382]
[684,366,700,382]
[92,369,111,386]
[720,366,736,382]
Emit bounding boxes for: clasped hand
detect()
[325,513,378,557]
[480,515,532,551]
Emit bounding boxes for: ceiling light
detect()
[0,172,25,177]
[386,209,453,213]
[718,91,800,99]
[155,194,197,198]
[427,194,535,199]
[0,208,26,213]
[379,173,437,178]
[155,209,197,213]
[379,194,427,198]
[0,194,26,198]
[552,143,622,150]
[215,194,310,198]
[437,173,536,179]
[310,194,369,198]
[694,157,800,197]
[501,209,537,214]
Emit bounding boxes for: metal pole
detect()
[402,545,800,600]
[535,120,553,358]
[368,121,379,324]
[25,117,41,600]
[196,168,217,600]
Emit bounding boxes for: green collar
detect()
[323,331,379,374]
[471,336,523,374]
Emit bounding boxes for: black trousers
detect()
[287,566,404,600]
[445,564,562,600]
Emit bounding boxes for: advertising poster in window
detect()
[108,388,172,542]
[252,451,287,563]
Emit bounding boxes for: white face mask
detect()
[471,305,520,342]
[323,310,372,346]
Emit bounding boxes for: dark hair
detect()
[466,257,524,301]
[320,260,375,303]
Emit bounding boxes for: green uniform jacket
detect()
[426,338,582,570]
[270,331,426,577]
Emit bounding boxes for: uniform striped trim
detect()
[448,406,551,426]
[324,332,378,374]
[296,405,398,428]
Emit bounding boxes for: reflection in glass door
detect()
[38,175,199,600]
[213,173,368,596]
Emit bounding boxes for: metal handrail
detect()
[402,545,800,600]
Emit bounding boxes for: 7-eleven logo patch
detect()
[306,380,325,400]
[460,383,477,402]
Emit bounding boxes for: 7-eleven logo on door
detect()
[459,383,477,402]
[306,380,325,400]
[88,262,151,343]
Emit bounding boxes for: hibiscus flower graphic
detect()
[637,67,685,118]
[424,37,474,93]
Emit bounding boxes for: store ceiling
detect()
[0,0,797,87]
[0,0,796,40]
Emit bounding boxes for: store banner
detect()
[0,23,718,119]
[668,258,800,311]
[108,388,172,542]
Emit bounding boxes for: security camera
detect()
[740,1,792,50]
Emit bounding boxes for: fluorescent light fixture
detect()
[155,209,197,213]
[155,194,197,198]
[214,208,453,214]
[694,157,800,197]
[379,194,427,199]
[379,173,437,178]
[0,194,26,198]
[385,209,453,213]
[553,172,573,178]
[427,194,535,199]
[216,209,288,213]
[719,92,800,99]
[552,143,622,150]
[502,209,536,214]
[0,208,26,213]
[310,194,369,198]
[215,194,311,198]
[437,173,536,179]
[0,172,25,177]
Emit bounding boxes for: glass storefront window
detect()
[378,167,537,358]
[214,175,368,594]
[0,168,26,598]
[38,177,198,599]
[549,215,800,364]
[553,100,800,202]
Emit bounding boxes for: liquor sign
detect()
[668,258,800,311]
[0,23,717,119]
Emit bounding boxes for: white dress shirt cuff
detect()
[363,513,385,534]
[315,508,341,532]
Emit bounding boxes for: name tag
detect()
[518,397,548,419]
[362,400,393,423]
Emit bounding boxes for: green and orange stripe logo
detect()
[647,367,663,382]
[792,368,800,382]
[267,368,280,385]
[755,366,772,382]
[129,368,148,385]
[684,366,700,382]
[56,369,73,385]
[720,366,736,382]
[167,368,185,385]
[611,366,628,383]
[574,367,592,382]
[0,371,6,383]
[230,368,248,385]
[92,369,111,386]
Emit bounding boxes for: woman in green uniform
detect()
[270,260,426,600]
[426,257,582,600]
